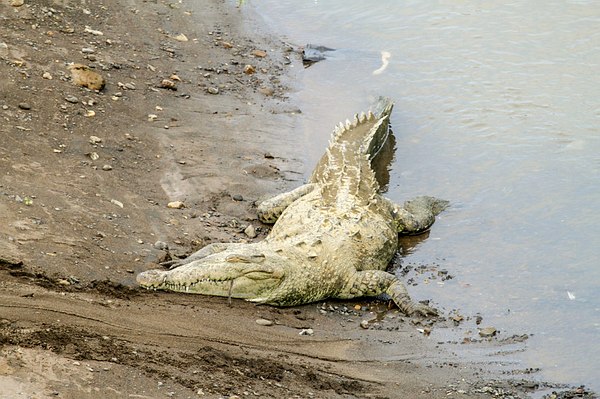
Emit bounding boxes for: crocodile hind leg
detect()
[257,183,316,223]
[389,196,449,235]
[161,242,247,269]
[338,270,437,317]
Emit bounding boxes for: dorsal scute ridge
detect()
[309,97,394,204]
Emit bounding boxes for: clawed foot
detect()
[407,302,438,318]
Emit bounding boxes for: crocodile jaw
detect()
[136,260,284,301]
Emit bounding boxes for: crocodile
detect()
[137,97,448,316]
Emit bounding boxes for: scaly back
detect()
[309,97,394,208]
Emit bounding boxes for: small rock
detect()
[251,49,267,58]
[167,201,185,209]
[299,328,314,336]
[243,64,256,74]
[221,41,233,49]
[360,320,369,329]
[89,136,102,144]
[159,79,177,90]
[65,95,79,104]
[110,199,123,208]
[255,318,273,326]
[174,33,188,42]
[85,110,95,117]
[417,327,432,336]
[124,82,136,90]
[244,225,257,239]
[81,47,95,54]
[88,152,100,161]
[102,164,113,171]
[11,0,24,7]
[478,327,497,338]
[68,64,105,91]
[18,103,31,110]
[84,26,104,36]
[154,241,169,250]
[207,87,219,95]
[232,194,243,201]
[42,72,53,80]
[259,87,274,96]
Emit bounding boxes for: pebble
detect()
[18,102,31,110]
[65,95,79,104]
[255,318,273,326]
[167,201,185,209]
[159,79,177,90]
[243,64,256,74]
[84,26,104,36]
[232,194,243,201]
[299,328,314,336]
[360,320,369,329]
[89,135,102,144]
[259,87,274,96]
[68,64,105,91]
[102,164,113,171]
[244,224,257,239]
[251,49,267,58]
[42,72,53,80]
[174,33,188,42]
[11,0,24,6]
[478,327,497,338]
[207,87,219,95]
[154,241,169,250]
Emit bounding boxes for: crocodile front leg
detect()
[338,270,437,317]
[161,242,246,269]
[257,183,316,223]
[390,196,449,235]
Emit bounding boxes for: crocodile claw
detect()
[409,303,438,318]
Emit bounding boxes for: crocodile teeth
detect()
[345,119,352,130]
[367,111,375,120]
[338,121,345,131]
[359,112,367,123]
[352,114,359,127]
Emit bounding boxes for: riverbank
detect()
[0,1,594,398]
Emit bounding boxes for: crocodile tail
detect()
[309,97,394,203]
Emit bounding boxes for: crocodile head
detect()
[137,250,294,304]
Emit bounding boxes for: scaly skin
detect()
[137,97,448,316]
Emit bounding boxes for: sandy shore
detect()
[0,1,595,398]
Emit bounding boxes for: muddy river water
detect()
[247,0,600,391]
